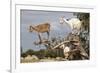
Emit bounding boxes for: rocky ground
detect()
[21,57,67,63]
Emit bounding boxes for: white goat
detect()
[60,16,82,35]
[60,44,70,59]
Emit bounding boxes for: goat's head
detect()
[59,16,65,24]
[29,25,34,32]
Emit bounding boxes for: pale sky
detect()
[20,10,76,52]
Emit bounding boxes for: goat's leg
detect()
[38,33,42,43]
[47,31,49,40]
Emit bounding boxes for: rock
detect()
[56,57,62,60]
[25,55,33,60]
[47,57,51,59]
[32,55,39,60]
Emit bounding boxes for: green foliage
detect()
[21,53,27,58]
[74,13,90,56]
[25,49,35,56]
[21,48,64,59]
[74,13,90,31]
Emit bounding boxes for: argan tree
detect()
[74,13,90,57]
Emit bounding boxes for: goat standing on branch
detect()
[29,22,50,43]
[59,16,82,35]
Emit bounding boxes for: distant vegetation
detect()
[21,48,64,59]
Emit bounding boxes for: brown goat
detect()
[29,23,50,43]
